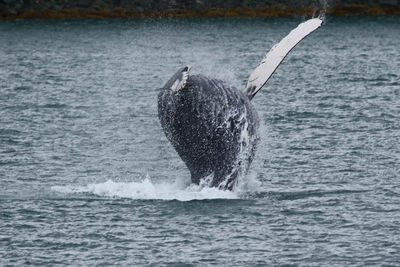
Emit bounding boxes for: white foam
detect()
[51,175,241,201]
[237,171,262,193]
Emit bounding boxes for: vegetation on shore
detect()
[1,5,400,19]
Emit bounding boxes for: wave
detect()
[52,172,261,201]
[51,175,253,201]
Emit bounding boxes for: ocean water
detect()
[0,16,399,265]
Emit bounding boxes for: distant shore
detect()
[1,1,400,19]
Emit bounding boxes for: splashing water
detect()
[51,171,262,201]
[52,176,239,201]
[315,0,328,21]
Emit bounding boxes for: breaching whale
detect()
[158,18,323,190]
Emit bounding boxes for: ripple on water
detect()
[1,16,400,266]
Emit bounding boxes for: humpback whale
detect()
[158,18,323,190]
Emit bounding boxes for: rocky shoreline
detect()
[1,0,400,19]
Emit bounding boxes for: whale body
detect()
[158,72,259,190]
[158,18,323,190]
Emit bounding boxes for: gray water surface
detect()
[1,17,400,265]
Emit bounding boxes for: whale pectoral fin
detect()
[163,66,192,92]
[244,17,324,100]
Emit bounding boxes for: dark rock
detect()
[77,0,91,8]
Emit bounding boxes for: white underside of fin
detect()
[171,66,191,92]
[244,18,323,99]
